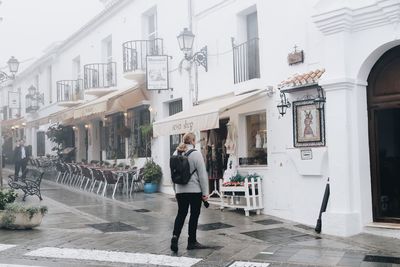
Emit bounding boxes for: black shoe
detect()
[187,241,209,250]
[170,236,178,253]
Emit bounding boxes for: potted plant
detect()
[0,189,48,229]
[142,160,162,193]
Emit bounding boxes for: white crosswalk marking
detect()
[228,261,270,267]
[26,247,202,267]
[0,244,16,252]
[0,264,43,267]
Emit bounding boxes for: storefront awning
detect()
[153,89,265,137]
[49,108,75,124]
[107,86,148,114]
[73,95,109,119]
[73,85,145,119]
[1,117,26,128]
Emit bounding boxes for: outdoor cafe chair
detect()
[91,168,106,195]
[60,163,71,184]
[80,166,94,191]
[71,164,83,187]
[102,170,120,199]
[55,162,66,183]
[127,167,139,194]
[68,164,80,187]
[130,167,144,194]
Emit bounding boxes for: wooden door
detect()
[368,46,400,222]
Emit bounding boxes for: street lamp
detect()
[177,27,208,105]
[7,56,19,76]
[177,28,207,71]
[314,86,326,110]
[277,92,291,116]
[25,85,44,113]
[0,56,20,83]
[0,56,19,188]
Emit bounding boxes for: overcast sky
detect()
[0,0,103,72]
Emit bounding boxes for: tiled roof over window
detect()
[279,68,325,89]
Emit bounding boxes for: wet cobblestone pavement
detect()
[0,169,399,267]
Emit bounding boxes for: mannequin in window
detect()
[224,120,236,155]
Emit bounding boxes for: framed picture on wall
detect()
[292,99,325,147]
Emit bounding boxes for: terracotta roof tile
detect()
[279,68,325,89]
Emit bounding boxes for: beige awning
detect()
[73,85,147,119]
[107,86,148,114]
[1,117,26,128]
[153,89,265,137]
[49,108,75,124]
[73,95,109,119]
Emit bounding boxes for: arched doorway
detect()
[368,45,400,223]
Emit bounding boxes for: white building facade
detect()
[2,0,400,237]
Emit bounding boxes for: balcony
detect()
[84,62,117,96]
[122,38,163,81]
[56,79,84,107]
[233,38,260,84]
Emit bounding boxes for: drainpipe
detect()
[187,0,196,105]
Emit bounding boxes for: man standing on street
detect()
[14,139,30,177]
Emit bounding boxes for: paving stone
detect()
[87,222,139,233]
[293,224,314,231]
[254,219,283,225]
[197,222,235,231]
[364,255,400,264]
[241,227,318,244]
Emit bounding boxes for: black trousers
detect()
[173,192,202,244]
[15,159,28,177]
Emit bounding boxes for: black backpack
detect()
[170,149,197,185]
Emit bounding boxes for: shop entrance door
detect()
[205,119,229,196]
[368,45,400,223]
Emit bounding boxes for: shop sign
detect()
[8,91,20,109]
[146,55,169,90]
[288,45,304,65]
[171,120,194,133]
[300,148,313,160]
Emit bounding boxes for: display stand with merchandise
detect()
[218,177,263,216]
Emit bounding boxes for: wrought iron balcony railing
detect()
[233,38,260,84]
[122,38,164,73]
[57,79,84,102]
[84,62,117,90]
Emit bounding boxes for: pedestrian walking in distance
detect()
[14,139,30,177]
[170,132,209,253]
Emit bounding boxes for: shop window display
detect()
[127,105,151,158]
[203,119,229,196]
[104,113,126,159]
[240,112,267,166]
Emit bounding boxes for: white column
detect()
[76,125,86,162]
[320,79,362,236]
[31,128,37,158]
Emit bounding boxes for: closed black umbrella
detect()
[315,177,330,233]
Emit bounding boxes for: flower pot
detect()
[144,183,158,193]
[0,210,44,230]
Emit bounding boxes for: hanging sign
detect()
[146,55,169,90]
[8,91,20,109]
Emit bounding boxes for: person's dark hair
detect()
[176,132,195,152]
